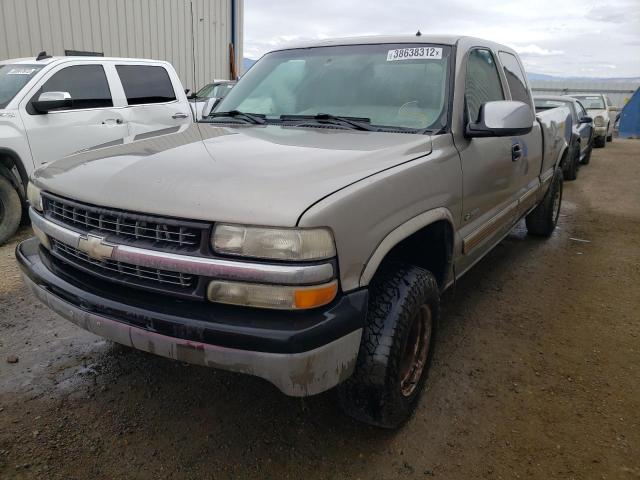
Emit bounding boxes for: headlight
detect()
[207,280,338,310]
[27,182,43,212]
[594,115,605,127]
[212,224,336,261]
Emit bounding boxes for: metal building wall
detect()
[0,0,244,90]
[531,79,640,108]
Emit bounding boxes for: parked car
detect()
[18,35,570,428]
[0,53,191,245]
[571,93,615,148]
[188,80,235,120]
[534,95,594,179]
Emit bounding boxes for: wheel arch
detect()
[0,148,29,199]
[359,208,456,290]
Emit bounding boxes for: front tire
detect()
[580,144,592,165]
[564,146,579,181]
[526,167,563,237]
[338,263,439,429]
[594,135,606,148]
[0,176,22,246]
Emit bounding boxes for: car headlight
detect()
[212,224,336,261]
[594,115,605,127]
[27,182,43,212]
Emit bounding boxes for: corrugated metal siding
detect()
[531,79,640,108]
[0,0,244,90]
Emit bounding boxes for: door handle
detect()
[511,143,523,161]
[102,118,123,125]
[172,113,189,119]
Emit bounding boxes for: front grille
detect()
[42,194,204,249]
[50,238,195,289]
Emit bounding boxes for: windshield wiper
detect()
[208,110,266,124]
[280,113,377,131]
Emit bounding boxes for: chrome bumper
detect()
[29,208,334,285]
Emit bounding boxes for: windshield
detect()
[211,43,451,131]
[196,82,235,99]
[572,95,605,110]
[0,64,43,109]
[534,98,571,111]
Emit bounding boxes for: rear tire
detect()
[338,263,439,429]
[0,176,22,246]
[526,168,563,237]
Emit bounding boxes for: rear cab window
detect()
[116,65,177,105]
[29,64,113,111]
[498,52,532,108]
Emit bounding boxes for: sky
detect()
[244,0,640,78]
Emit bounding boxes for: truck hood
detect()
[33,123,432,226]
[586,108,608,119]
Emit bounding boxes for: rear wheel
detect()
[0,176,22,246]
[526,168,563,237]
[338,263,439,429]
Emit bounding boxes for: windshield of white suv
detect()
[209,43,451,132]
[572,95,605,110]
[0,64,44,109]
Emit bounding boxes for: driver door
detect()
[455,48,522,275]
[20,62,128,168]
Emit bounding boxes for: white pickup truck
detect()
[0,54,191,244]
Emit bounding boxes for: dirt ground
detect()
[1,139,639,480]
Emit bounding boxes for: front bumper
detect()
[594,126,608,137]
[17,237,367,396]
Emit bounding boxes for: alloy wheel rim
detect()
[399,304,432,397]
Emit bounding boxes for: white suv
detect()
[0,54,191,244]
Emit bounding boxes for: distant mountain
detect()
[242,58,256,72]
[528,72,640,83]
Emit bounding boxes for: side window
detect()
[576,102,586,118]
[465,49,505,123]
[35,65,112,110]
[498,52,532,106]
[116,65,176,105]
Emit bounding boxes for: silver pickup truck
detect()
[18,35,570,428]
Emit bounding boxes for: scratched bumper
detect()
[16,237,365,396]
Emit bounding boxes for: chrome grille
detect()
[43,194,202,248]
[50,238,195,288]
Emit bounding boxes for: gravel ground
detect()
[0,139,639,480]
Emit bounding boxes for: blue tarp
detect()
[619,88,640,139]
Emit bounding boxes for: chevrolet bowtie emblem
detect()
[77,234,116,261]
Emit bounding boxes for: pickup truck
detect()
[0,54,191,245]
[18,35,570,428]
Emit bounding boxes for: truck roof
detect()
[0,56,171,66]
[276,34,505,51]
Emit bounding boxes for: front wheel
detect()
[0,176,22,246]
[338,263,439,429]
[594,135,606,148]
[526,168,563,237]
[564,146,579,181]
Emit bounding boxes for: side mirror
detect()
[579,116,593,124]
[200,97,220,118]
[466,101,534,138]
[32,91,72,113]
